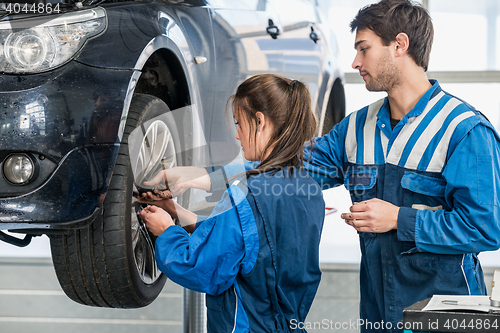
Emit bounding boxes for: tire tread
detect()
[50,94,170,308]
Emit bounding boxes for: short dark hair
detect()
[350,0,433,71]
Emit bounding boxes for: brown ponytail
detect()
[227,74,317,175]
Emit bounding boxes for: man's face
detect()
[352,29,400,92]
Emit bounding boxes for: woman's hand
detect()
[138,196,178,220]
[136,189,174,204]
[140,205,175,236]
[138,166,211,199]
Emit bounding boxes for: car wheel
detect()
[50,93,182,308]
[321,79,346,135]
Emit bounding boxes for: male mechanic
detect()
[302,0,500,331]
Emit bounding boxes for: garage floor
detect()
[0,257,184,333]
[0,258,498,333]
[0,258,362,333]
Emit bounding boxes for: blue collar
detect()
[376,80,441,133]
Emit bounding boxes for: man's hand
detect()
[340,198,399,233]
[140,205,175,236]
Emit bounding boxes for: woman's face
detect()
[234,110,256,160]
[234,109,273,161]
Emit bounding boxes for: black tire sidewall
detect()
[322,79,346,135]
[107,93,181,305]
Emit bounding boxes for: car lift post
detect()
[184,288,206,333]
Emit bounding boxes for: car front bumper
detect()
[0,60,135,230]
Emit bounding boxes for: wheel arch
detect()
[115,33,202,169]
[134,48,191,112]
[314,57,346,136]
[320,77,346,135]
[117,34,195,143]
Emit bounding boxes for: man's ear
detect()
[394,32,409,55]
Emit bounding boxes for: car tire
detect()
[50,93,183,308]
[321,79,346,135]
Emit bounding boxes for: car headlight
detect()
[0,7,106,73]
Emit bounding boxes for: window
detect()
[25,101,46,136]
[428,0,499,71]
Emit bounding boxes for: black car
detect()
[0,0,345,308]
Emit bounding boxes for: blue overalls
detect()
[300,80,500,332]
[154,167,325,332]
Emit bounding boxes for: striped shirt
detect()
[345,89,476,173]
[302,79,500,331]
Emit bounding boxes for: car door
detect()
[267,0,327,112]
[206,0,283,166]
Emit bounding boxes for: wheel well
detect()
[133,49,192,166]
[134,49,191,111]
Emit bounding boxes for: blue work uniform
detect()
[301,80,500,332]
[154,167,325,332]
[210,80,500,332]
